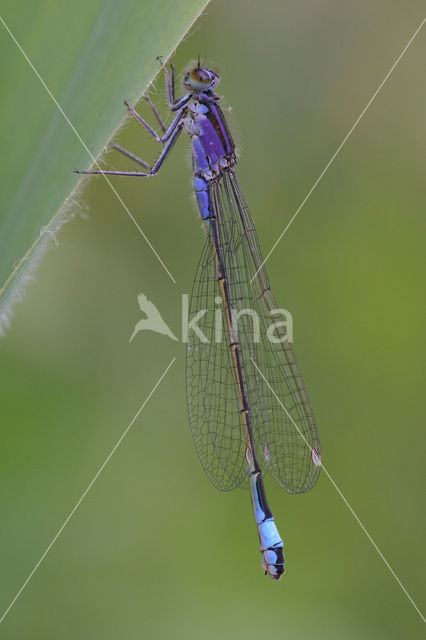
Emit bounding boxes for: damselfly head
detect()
[184,65,220,92]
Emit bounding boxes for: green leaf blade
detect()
[0,0,209,332]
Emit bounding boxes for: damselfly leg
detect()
[107,143,151,170]
[143,94,167,134]
[74,58,189,178]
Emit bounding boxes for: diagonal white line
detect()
[0,16,176,284]
[0,357,176,625]
[250,356,425,623]
[251,17,426,282]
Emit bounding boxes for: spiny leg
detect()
[124,99,187,142]
[74,169,150,177]
[148,121,183,173]
[124,100,162,142]
[157,56,174,110]
[109,108,185,174]
[108,143,151,170]
[75,62,188,178]
[74,121,184,178]
[138,55,180,135]
[170,56,176,103]
[157,55,190,112]
[143,94,166,134]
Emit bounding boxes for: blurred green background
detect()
[0,1,425,638]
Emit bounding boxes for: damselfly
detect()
[76,57,322,580]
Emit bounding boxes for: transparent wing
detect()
[225,172,321,493]
[186,227,247,491]
[186,170,321,494]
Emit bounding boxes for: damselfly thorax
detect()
[185,101,236,181]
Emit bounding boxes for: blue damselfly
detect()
[76,57,321,580]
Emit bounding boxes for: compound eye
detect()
[190,68,211,86]
[184,65,220,91]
